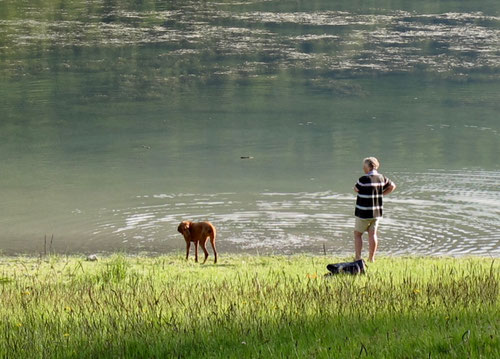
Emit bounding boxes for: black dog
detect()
[325,259,366,276]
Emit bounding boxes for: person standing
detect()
[353,157,396,262]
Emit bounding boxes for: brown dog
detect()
[177,221,218,264]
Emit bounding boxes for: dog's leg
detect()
[194,241,199,263]
[185,241,191,261]
[200,239,209,264]
[210,235,217,264]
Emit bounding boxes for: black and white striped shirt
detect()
[354,170,394,219]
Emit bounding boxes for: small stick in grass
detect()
[358,342,367,357]
[462,329,471,342]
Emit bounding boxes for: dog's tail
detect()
[208,224,216,239]
[209,224,218,263]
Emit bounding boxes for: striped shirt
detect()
[354,170,394,219]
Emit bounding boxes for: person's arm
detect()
[383,182,396,195]
[354,180,360,193]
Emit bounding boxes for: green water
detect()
[0,0,499,255]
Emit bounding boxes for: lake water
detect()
[1,0,499,256]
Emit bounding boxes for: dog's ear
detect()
[177,223,183,233]
[183,222,192,240]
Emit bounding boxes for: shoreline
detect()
[1,250,499,259]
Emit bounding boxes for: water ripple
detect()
[82,170,500,256]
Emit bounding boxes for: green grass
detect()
[0,254,498,358]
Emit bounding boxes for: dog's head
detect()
[177,221,192,238]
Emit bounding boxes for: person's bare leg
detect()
[354,231,363,260]
[368,229,378,262]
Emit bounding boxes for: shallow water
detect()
[0,0,499,256]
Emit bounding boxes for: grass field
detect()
[0,254,498,358]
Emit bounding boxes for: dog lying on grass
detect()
[177,221,218,264]
[325,259,366,276]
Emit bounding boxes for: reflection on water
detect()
[0,0,499,255]
[2,4,500,83]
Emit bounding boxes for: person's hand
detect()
[354,187,359,193]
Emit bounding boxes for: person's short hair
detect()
[363,157,379,170]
